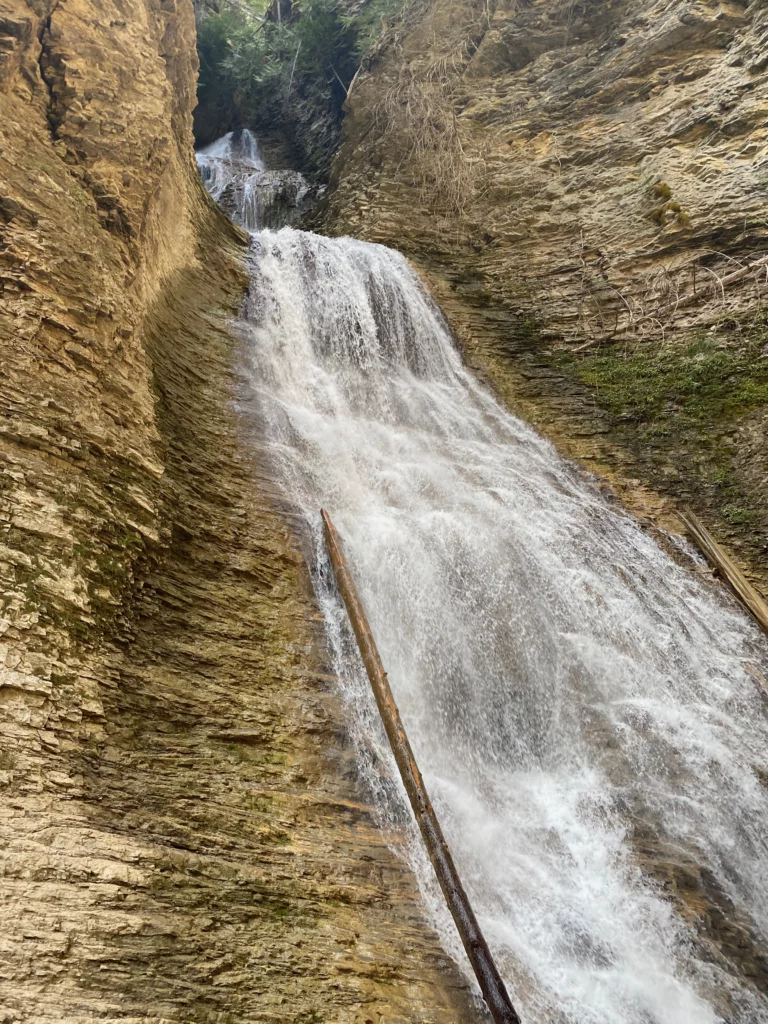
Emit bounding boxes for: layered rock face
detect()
[322,0,768,587]
[0,1,477,1020]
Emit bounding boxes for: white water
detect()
[201,139,768,1023]
[196,128,311,231]
[196,128,264,201]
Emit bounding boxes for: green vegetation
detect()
[721,503,758,526]
[196,0,404,171]
[649,180,691,227]
[571,332,768,424]
[549,324,768,566]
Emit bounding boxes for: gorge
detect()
[203,126,768,1023]
[2,0,768,1022]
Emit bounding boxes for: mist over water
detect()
[201,138,768,1023]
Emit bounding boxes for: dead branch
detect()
[680,508,768,635]
[321,509,520,1024]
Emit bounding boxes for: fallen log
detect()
[680,508,768,635]
[321,509,521,1024]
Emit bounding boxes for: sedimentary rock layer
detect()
[321,0,768,587]
[0,0,477,1019]
[327,0,768,339]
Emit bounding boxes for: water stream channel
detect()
[198,130,768,1024]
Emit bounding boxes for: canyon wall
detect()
[321,0,768,589]
[0,0,477,1020]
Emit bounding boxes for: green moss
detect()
[244,792,276,814]
[648,182,690,226]
[547,323,768,570]
[569,332,768,425]
[267,900,296,920]
[721,503,757,526]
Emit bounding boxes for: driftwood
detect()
[321,509,521,1024]
[680,508,768,635]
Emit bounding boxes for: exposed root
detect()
[369,0,493,223]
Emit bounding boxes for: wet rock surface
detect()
[0,1,479,1020]
[219,169,321,230]
[320,0,768,589]
[197,130,323,231]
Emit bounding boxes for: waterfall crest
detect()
[203,136,768,1024]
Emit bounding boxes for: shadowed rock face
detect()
[218,169,320,229]
[320,0,768,588]
[196,130,322,230]
[0,2,479,1021]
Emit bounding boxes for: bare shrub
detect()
[369,0,492,221]
[573,249,768,352]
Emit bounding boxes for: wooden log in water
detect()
[321,509,521,1024]
[680,508,768,635]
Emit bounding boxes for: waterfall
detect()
[196,129,313,231]
[202,138,768,1023]
[196,128,264,200]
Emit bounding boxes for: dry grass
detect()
[369,0,492,221]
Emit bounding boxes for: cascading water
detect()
[202,136,768,1023]
[196,128,264,199]
[196,129,313,230]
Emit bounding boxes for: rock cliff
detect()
[0,0,477,1019]
[321,0,768,589]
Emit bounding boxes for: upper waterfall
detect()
[196,128,264,198]
[196,128,313,231]
[199,135,768,1024]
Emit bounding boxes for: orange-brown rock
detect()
[320,0,768,589]
[0,0,479,1019]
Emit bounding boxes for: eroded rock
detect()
[0,1,478,1020]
